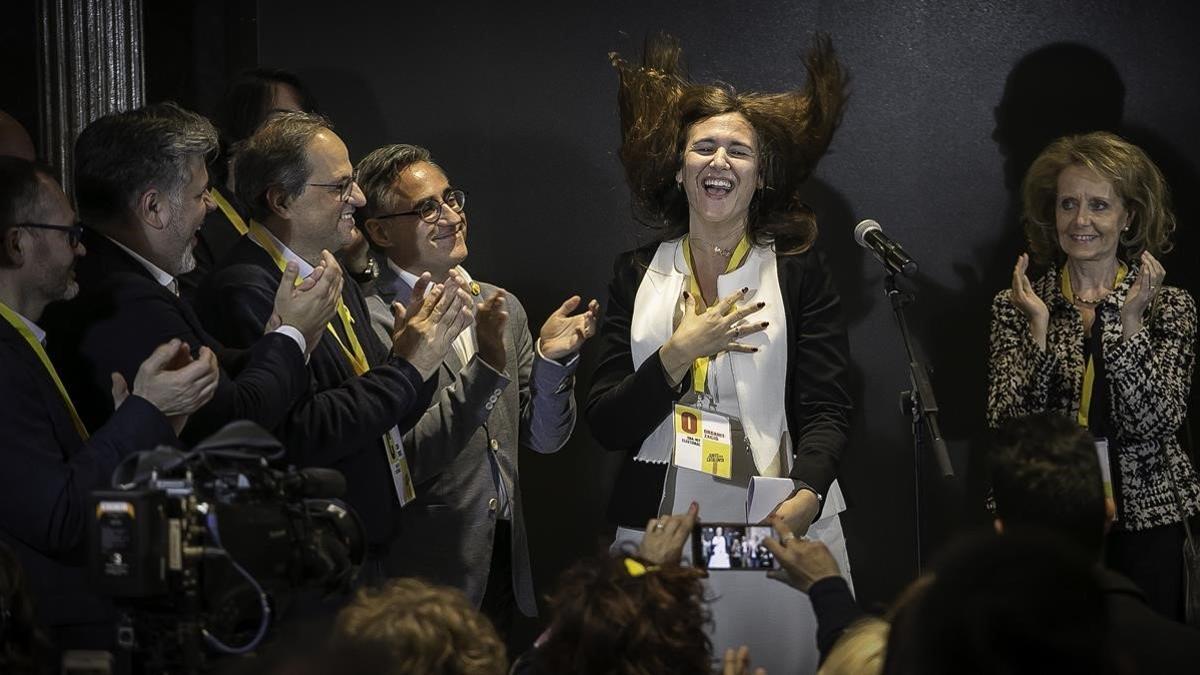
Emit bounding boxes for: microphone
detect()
[280,468,347,499]
[854,219,918,277]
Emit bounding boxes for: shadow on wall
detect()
[901,44,1128,556]
[800,176,918,600]
[993,43,1200,465]
[907,42,1200,559]
[800,178,873,327]
[291,66,391,162]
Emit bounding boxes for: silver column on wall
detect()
[36,0,145,198]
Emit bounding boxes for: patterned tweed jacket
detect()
[987,263,1200,531]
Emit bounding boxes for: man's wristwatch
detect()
[348,256,379,284]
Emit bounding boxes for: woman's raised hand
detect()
[1011,253,1048,350]
[1121,250,1165,340]
[659,288,767,384]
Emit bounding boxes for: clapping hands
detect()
[1010,253,1048,350]
[539,295,601,360]
[390,271,475,379]
[1121,251,1166,339]
[112,338,220,435]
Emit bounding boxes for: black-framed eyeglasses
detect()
[308,169,359,202]
[21,223,84,248]
[375,188,467,224]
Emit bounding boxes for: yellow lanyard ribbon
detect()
[209,188,249,235]
[247,221,370,375]
[0,301,89,439]
[1061,263,1126,428]
[682,235,752,396]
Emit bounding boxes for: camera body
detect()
[86,423,364,673]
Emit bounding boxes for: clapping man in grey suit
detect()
[353,144,599,637]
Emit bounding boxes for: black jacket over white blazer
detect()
[586,240,852,528]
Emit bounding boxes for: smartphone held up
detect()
[693,522,778,570]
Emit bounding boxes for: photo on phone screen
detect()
[692,523,778,570]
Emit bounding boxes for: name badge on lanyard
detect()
[673,399,736,479]
[384,427,416,506]
[246,220,417,507]
[671,234,753,481]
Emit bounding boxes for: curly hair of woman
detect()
[535,555,714,675]
[328,578,507,675]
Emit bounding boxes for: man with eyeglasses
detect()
[0,156,219,652]
[353,144,599,638]
[194,115,474,578]
[42,102,338,449]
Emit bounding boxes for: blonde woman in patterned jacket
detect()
[988,131,1200,620]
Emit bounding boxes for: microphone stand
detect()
[883,272,954,575]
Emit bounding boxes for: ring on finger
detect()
[654,521,666,531]
[781,533,796,544]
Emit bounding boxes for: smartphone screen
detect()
[692,522,778,570]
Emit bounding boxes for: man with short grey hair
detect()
[354,143,598,635]
[43,103,338,446]
[195,115,473,575]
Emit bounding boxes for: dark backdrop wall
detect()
[253,0,1200,616]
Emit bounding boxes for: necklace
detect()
[690,231,745,258]
[1062,263,1126,307]
[1072,294,1107,307]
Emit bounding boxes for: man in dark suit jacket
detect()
[353,144,598,631]
[991,412,1200,672]
[42,103,339,448]
[194,115,473,573]
[0,157,218,650]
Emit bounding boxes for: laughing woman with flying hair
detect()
[587,33,853,673]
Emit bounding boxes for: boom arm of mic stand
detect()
[886,275,955,478]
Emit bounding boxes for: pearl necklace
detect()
[1063,263,1125,307]
[1072,294,1108,307]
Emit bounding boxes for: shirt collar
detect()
[259,227,315,278]
[388,258,473,292]
[105,235,179,295]
[12,308,46,344]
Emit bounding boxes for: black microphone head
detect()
[110,446,189,488]
[854,219,882,247]
[296,468,346,498]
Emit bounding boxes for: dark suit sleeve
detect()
[47,272,310,445]
[180,332,311,445]
[784,250,852,498]
[513,295,577,454]
[585,251,687,453]
[52,276,202,431]
[202,264,433,467]
[808,576,865,662]
[0,356,174,557]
